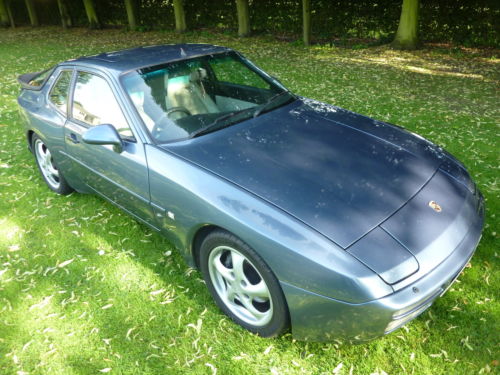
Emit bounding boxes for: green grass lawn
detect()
[0,27,498,375]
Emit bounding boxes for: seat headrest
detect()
[190,67,208,82]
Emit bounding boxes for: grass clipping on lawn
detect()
[0,27,498,375]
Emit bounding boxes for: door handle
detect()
[66,133,80,144]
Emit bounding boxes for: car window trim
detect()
[46,68,74,117]
[69,68,137,143]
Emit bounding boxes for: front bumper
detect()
[283,197,484,342]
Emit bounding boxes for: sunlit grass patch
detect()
[0,27,498,375]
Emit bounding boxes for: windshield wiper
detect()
[190,108,249,139]
[252,90,292,118]
[190,91,293,139]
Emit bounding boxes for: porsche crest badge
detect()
[428,200,442,213]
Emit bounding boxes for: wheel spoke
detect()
[44,148,52,161]
[44,152,52,168]
[213,252,234,282]
[46,162,59,177]
[241,279,270,299]
[225,283,237,301]
[239,295,268,319]
[36,142,46,161]
[230,252,246,283]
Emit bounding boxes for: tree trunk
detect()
[57,0,72,28]
[236,0,250,37]
[25,0,39,26]
[173,0,186,33]
[302,0,311,46]
[83,0,101,29]
[124,0,138,31]
[6,0,14,27]
[0,0,9,27]
[392,0,420,50]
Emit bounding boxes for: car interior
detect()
[124,54,278,142]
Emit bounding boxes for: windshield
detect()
[121,51,294,143]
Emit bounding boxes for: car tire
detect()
[199,230,289,337]
[32,134,73,195]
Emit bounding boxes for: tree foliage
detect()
[3,0,499,47]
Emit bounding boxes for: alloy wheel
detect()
[208,245,274,327]
[34,138,60,190]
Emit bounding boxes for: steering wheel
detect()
[166,106,191,120]
[150,107,192,140]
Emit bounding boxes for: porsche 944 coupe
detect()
[17,44,484,342]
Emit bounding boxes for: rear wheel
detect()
[199,230,289,337]
[32,134,73,195]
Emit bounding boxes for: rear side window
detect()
[49,70,72,114]
[72,72,134,139]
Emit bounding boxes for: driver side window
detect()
[72,72,134,140]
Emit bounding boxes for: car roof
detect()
[65,43,233,74]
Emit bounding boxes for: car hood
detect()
[164,99,446,248]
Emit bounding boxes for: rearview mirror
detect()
[82,124,123,153]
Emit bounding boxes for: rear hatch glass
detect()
[18,67,54,90]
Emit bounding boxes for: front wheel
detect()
[32,134,73,195]
[199,230,289,337]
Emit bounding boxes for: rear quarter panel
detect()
[17,67,87,190]
[18,70,66,156]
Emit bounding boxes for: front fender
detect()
[145,144,392,304]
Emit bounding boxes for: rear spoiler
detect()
[17,68,54,90]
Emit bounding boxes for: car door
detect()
[63,68,156,227]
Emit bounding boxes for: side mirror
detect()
[82,124,123,153]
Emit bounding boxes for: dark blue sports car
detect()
[17,44,484,342]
